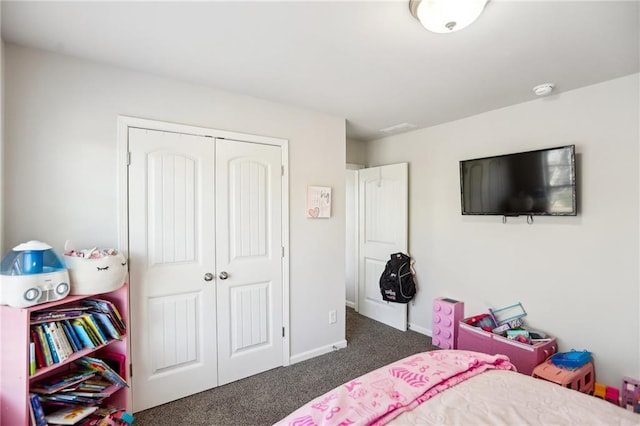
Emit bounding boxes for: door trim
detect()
[116,116,291,372]
[345,163,364,312]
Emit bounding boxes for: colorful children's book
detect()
[30,328,46,369]
[45,406,98,425]
[82,298,126,335]
[70,318,96,349]
[31,369,96,394]
[29,393,47,426]
[91,311,121,340]
[35,325,54,366]
[74,356,128,388]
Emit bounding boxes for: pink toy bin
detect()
[64,249,127,295]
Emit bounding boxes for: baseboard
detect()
[408,322,431,337]
[345,300,356,309]
[290,339,348,365]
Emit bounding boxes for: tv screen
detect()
[460,145,576,216]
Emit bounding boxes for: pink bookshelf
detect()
[0,284,129,425]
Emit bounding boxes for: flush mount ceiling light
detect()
[409,0,489,33]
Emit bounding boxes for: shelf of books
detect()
[0,283,130,425]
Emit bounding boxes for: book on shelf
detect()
[42,323,60,364]
[31,369,96,394]
[34,325,54,367]
[60,320,81,353]
[81,298,126,335]
[29,393,47,426]
[53,322,74,359]
[45,406,98,425]
[31,306,91,323]
[70,319,96,349]
[30,328,47,369]
[82,315,108,345]
[29,341,36,376]
[91,311,121,340]
[75,356,128,388]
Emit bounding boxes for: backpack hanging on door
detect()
[379,252,416,303]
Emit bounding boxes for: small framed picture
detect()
[306,186,332,218]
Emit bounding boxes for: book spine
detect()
[35,325,54,366]
[84,314,108,345]
[53,322,73,361]
[71,319,96,349]
[43,323,60,364]
[29,393,47,426]
[29,342,36,376]
[60,320,81,353]
[93,312,121,340]
[30,328,46,370]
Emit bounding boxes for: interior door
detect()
[128,128,285,411]
[357,163,409,331]
[215,138,283,385]
[128,128,218,411]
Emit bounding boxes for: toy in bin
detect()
[64,245,127,295]
[0,240,70,308]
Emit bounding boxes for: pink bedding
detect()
[276,350,516,426]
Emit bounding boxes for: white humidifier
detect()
[0,240,70,308]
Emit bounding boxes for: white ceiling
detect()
[2,1,639,141]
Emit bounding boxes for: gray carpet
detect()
[133,307,436,425]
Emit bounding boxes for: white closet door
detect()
[215,139,284,385]
[128,128,218,412]
[129,127,285,411]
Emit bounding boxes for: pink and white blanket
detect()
[275,350,516,426]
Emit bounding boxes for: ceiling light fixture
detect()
[409,0,489,33]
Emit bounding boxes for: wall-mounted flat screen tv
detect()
[460,145,576,216]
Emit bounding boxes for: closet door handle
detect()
[219,271,229,280]
[204,273,214,282]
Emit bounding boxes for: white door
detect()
[357,163,408,331]
[128,128,284,411]
[215,139,284,385]
[128,128,217,411]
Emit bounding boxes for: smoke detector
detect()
[533,83,555,97]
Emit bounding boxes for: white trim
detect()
[281,139,290,366]
[289,339,348,365]
[408,322,431,337]
[116,115,291,368]
[345,166,363,312]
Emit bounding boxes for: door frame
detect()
[116,116,291,375]
[345,163,364,312]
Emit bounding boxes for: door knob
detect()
[218,271,229,280]
[204,273,214,282]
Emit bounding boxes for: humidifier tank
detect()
[0,240,70,308]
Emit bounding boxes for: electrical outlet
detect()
[329,310,337,324]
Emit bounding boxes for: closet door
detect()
[128,128,218,411]
[215,139,284,385]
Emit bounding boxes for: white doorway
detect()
[346,163,409,331]
[118,117,289,412]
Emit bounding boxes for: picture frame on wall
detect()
[306,186,332,218]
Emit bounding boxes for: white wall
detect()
[367,74,640,387]
[346,138,367,165]
[3,44,346,361]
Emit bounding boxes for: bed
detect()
[275,350,639,426]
